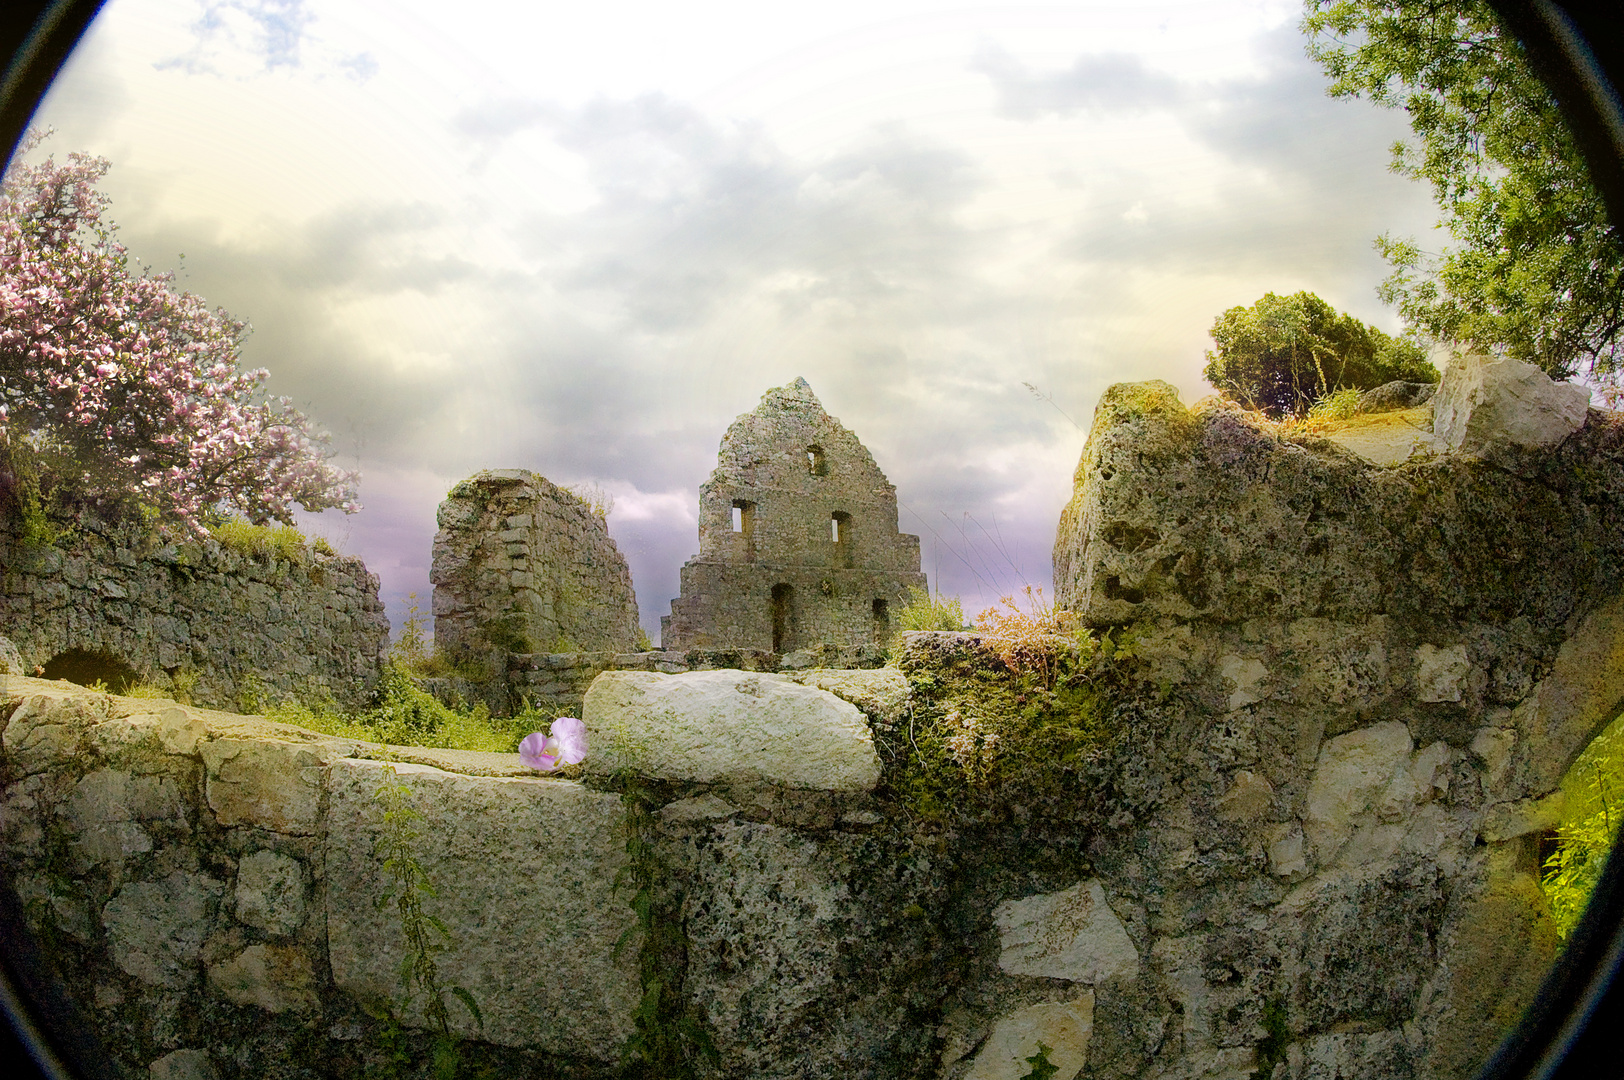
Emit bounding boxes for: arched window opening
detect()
[807,445,827,476]
[39,648,140,694]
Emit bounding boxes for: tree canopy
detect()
[1203,290,1436,416]
[1303,0,1623,384]
[0,136,358,535]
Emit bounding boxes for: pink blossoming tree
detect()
[0,134,358,536]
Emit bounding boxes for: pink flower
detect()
[518,717,588,772]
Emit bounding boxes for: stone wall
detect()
[430,470,640,665]
[7,369,1624,1080]
[0,514,387,710]
[662,378,926,651]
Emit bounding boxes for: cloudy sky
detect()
[23,0,1440,642]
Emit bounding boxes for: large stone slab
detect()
[1432,350,1589,455]
[101,870,224,988]
[582,669,882,790]
[323,759,638,1056]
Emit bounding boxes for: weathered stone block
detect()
[786,666,910,725]
[234,849,307,935]
[962,995,1093,1080]
[206,943,318,1013]
[994,879,1139,983]
[201,738,326,834]
[101,871,224,988]
[1432,350,1589,455]
[323,759,638,1055]
[583,669,882,790]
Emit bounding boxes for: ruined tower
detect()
[431,470,640,664]
[661,378,926,652]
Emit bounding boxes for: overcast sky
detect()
[23,0,1440,642]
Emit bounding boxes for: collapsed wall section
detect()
[430,470,640,665]
[0,514,387,709]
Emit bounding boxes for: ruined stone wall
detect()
[0,514,387,710]
[8,369,1624,1080]
[663,378,926,651]
[1040,377,1624,1079]
[430,470,640,663]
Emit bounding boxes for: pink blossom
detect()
[518,717,589,772]
[0,132,358,535]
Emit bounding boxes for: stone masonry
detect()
[430,470,640,666]
[662,378,926,651]
[0,512,386,710]
[8,365,1624,1080]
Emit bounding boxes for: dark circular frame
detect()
[2,1,1623,1077]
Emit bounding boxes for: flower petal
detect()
[518,731,559,772]
[549,717,588,765]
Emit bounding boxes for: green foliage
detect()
[371,766,481,1076]
[885,619,1139,825]
[261,663,545,754]
[564,481,614,519]
[1307,386,1366,422]
[1020,1043,1059,1080]
[1203,290,1435,416]
[1542,713,1624,938]
[313,536,336,556]
[211,518,309,563]
[611,772,718,1078]
[391,594,432,671]
[891,586,969,652]
[1303,0,1623,381]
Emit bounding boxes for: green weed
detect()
[211,518,309,563]
[372,766,482,1076]
[1542,712,1624,938]
[611,770,718,1078]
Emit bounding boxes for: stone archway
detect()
[37,647,139,694]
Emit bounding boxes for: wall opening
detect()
[38,648,140,694]
[807,445,827,476]
[771,583,794,653]
[831,511,853,568]
[731,499,755,535]
[872,598,889,644]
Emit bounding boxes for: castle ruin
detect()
[430,470,640,665]
[661,378,926,652]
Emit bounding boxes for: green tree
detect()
[1303,1,1624,383]
[1203,290,1436,416]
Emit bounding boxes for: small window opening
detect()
[731,500,754,535]
[807,445,827,476]
[831,512,853,567]
[872,598,890,644]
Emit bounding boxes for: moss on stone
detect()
[882,632,1143,826]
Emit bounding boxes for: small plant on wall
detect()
[371,765,483,1078]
